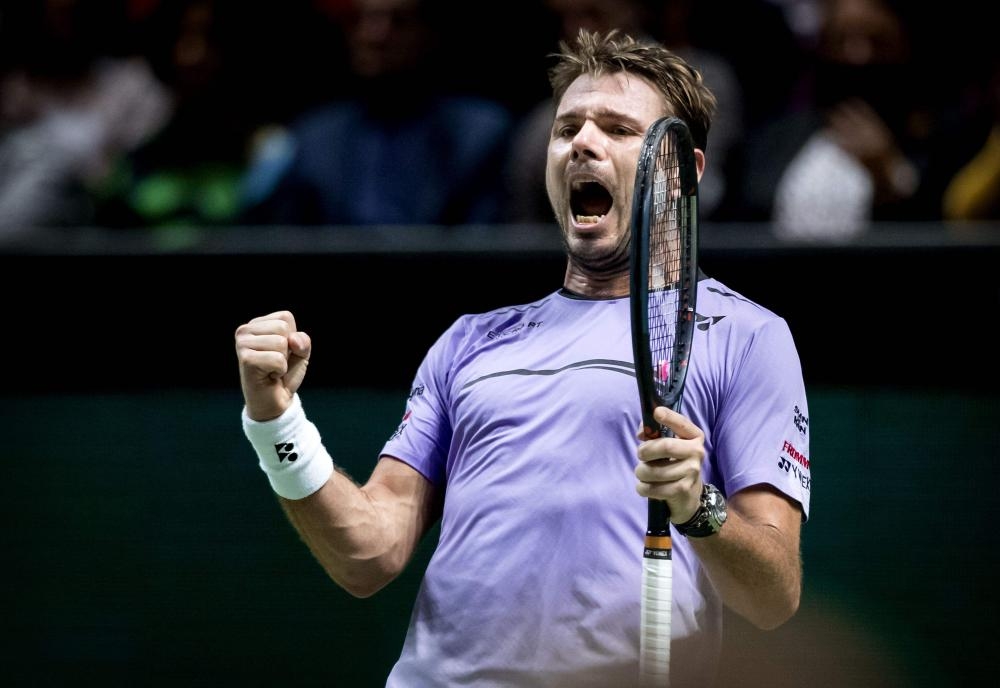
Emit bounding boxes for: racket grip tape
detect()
[639,554,672,685]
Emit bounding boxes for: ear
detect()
[694,148,706,181]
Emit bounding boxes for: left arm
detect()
[635,406,802,630]
[688,485,801,630]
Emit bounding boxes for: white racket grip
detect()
[639,555,672,686]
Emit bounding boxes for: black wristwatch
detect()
[675,483,728,538]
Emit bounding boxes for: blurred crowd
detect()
[1,0,997,243]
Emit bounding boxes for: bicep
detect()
[728,484,802,553]
[364,455,442,552]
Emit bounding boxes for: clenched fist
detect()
[234,310,312,421]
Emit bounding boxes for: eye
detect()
[557,125,579,138]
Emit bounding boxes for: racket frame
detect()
[628,115,700,687]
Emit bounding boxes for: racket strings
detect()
[647,137,684,399]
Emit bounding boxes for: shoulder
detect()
[436,291,588,355]
[444,291,561,340]
[693,277,804,394]
[697,277,780,322]
[695,276,796,343]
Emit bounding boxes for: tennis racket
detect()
[628,116,699,687]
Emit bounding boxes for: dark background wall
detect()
[3,223,999,686]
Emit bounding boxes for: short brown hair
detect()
[548,29,716,151]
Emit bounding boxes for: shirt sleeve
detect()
[712,316,812,520]
[378,318,464,488]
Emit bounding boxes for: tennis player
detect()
[235,29,810,687]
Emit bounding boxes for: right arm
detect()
[235,311,440,598]
[279,456,439,598]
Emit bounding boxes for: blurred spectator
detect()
[701,1,800,137]
[943,56,1000,221]
[92,0,278,229]
[0,1,173,240]
[762,0,824,52]
[501,0,654,224]
[655,0,744,220]
[735,0,953,239]
[240,0,514,226]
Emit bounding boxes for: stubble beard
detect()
[562,231,631,279]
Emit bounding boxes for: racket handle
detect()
[649,495,671,525]
[653,419,677,521]
[641,497,672,685]
[640,537,672,685]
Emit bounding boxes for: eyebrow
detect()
[553,107,647,130]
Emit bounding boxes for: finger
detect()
[634,468,700,505]
[635,456,686,483]
[652,406,704,441]
[288,331,312,360]
[236,328,292,380]
[636,435,686,464]
[241,319,289,339]
[235,332,290,356]
[239,347,289,379]
[248,310,297,330]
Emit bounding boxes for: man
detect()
[239,0,513,226]
[236,30,810,687]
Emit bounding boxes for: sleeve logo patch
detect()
[793,405,809,436]
[778,440,811,491]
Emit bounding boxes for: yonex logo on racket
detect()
[274,442,298,463]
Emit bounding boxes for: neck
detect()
[562,265,630,299]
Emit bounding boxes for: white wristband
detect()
[241,394,334,500]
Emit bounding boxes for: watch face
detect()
[707,491,726,518]
[679,485,727,537]
[704,486,727,530]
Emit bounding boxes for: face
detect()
[820,0,908,66]
[348,0,429,78]
[546,71,668,279]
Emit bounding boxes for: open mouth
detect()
[571,181,613,224]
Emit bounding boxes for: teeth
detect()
[576,215,603,224]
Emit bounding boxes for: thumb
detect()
[288,331,312,360]
[284,330,312,393]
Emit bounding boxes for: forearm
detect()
[240,389,435,598]
[689,489,802,630]
[278,465,431,598]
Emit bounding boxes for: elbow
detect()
[330,555,404,599]
[340,577,389,599]
[752,584,801,631]
[754,602,799,631]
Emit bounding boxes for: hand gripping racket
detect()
[628,116,699,687]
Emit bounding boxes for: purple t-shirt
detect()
[381,279,811,687]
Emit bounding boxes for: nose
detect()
[571,120,606,161]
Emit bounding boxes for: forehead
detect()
[555,72,667,123]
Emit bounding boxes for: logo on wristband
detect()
[274,442,298,463]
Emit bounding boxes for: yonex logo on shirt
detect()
[695,313,726,331]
